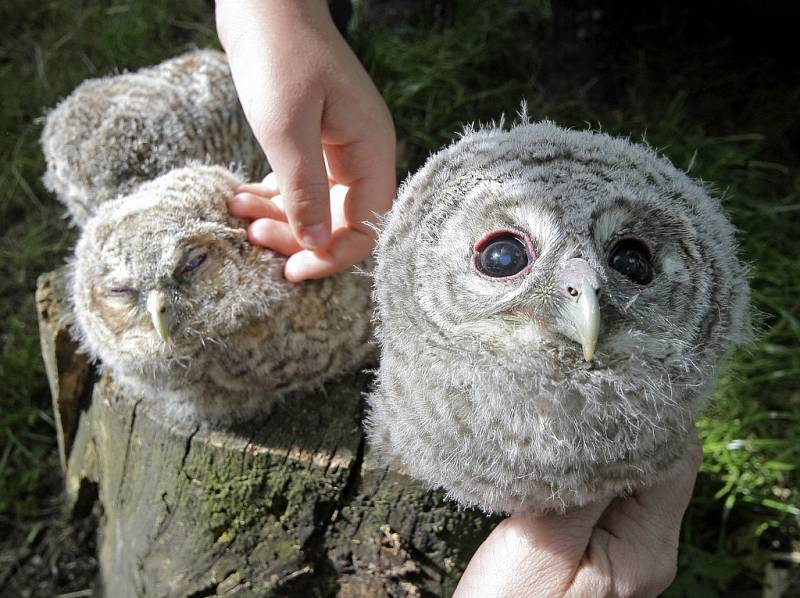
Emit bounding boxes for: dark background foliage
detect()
[0,1,797,595]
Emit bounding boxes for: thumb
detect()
[454,498,613,598]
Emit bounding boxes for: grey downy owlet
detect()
[367,120,750,514]
[41,49,264,226]
[70,164,374,423]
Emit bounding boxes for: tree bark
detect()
[36,269,498,597]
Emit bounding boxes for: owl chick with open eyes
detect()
[70,164,373,422]
[42,49,264,226]
[367,120,750,514]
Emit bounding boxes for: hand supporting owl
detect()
[216,0,396,282]
[454,441,703,598]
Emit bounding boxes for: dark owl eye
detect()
[609,239,654,284]
[474,234,531,278]
[180,252,207,275]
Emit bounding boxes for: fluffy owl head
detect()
[41,49,263,226]
[367,120,750,513]
[69,164,289,387]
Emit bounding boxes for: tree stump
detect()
[36,269,499,597]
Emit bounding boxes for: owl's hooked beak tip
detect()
[556,279,601,362]
[147,290,173,343]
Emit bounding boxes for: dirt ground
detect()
[0,453,98,597]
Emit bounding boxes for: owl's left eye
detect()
[180,252,207,275]
[473,232,532,279]
[608,239,654,285]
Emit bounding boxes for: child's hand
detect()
[229,175,353,277]
[455,440,703,597]
[216,0,396,282]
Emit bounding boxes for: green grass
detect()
[1,1,798,594]
[352,1,550,171]
[0,0,220,520]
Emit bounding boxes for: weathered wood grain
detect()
[35,270,94,474]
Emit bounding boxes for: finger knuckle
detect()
[619,559,677,598]
[284,184,329,220]
[253,116,286,145]
[653,559,679,593]
[252,106,304,145]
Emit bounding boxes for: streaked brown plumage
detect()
[70,164,374,422]
[42,49,264,226]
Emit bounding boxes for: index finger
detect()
[282,139,396,280]
[261,112,333,250]
[323,136,396,232]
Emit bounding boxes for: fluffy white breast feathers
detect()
[367,120,750,514]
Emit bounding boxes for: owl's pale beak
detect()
[555,278,601,362]
[147,290,174,342]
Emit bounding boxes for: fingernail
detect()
[227,196,246,216]
[284,261,303,283]
[228,191,249,203]
[248,219,269,244]
[299,224,330,249]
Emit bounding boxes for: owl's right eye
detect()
[473,232,533,279]
[109,287,136,296]
[106,287,137,304]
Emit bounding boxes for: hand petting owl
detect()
[69,165,374,422]
[41,49,265,226]
[367,120,751,514]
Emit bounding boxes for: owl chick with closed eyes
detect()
[367,120,750,514]
[42,49,264,226]
[71,164,373,422]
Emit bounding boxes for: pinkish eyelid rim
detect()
[471,228,536,280]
